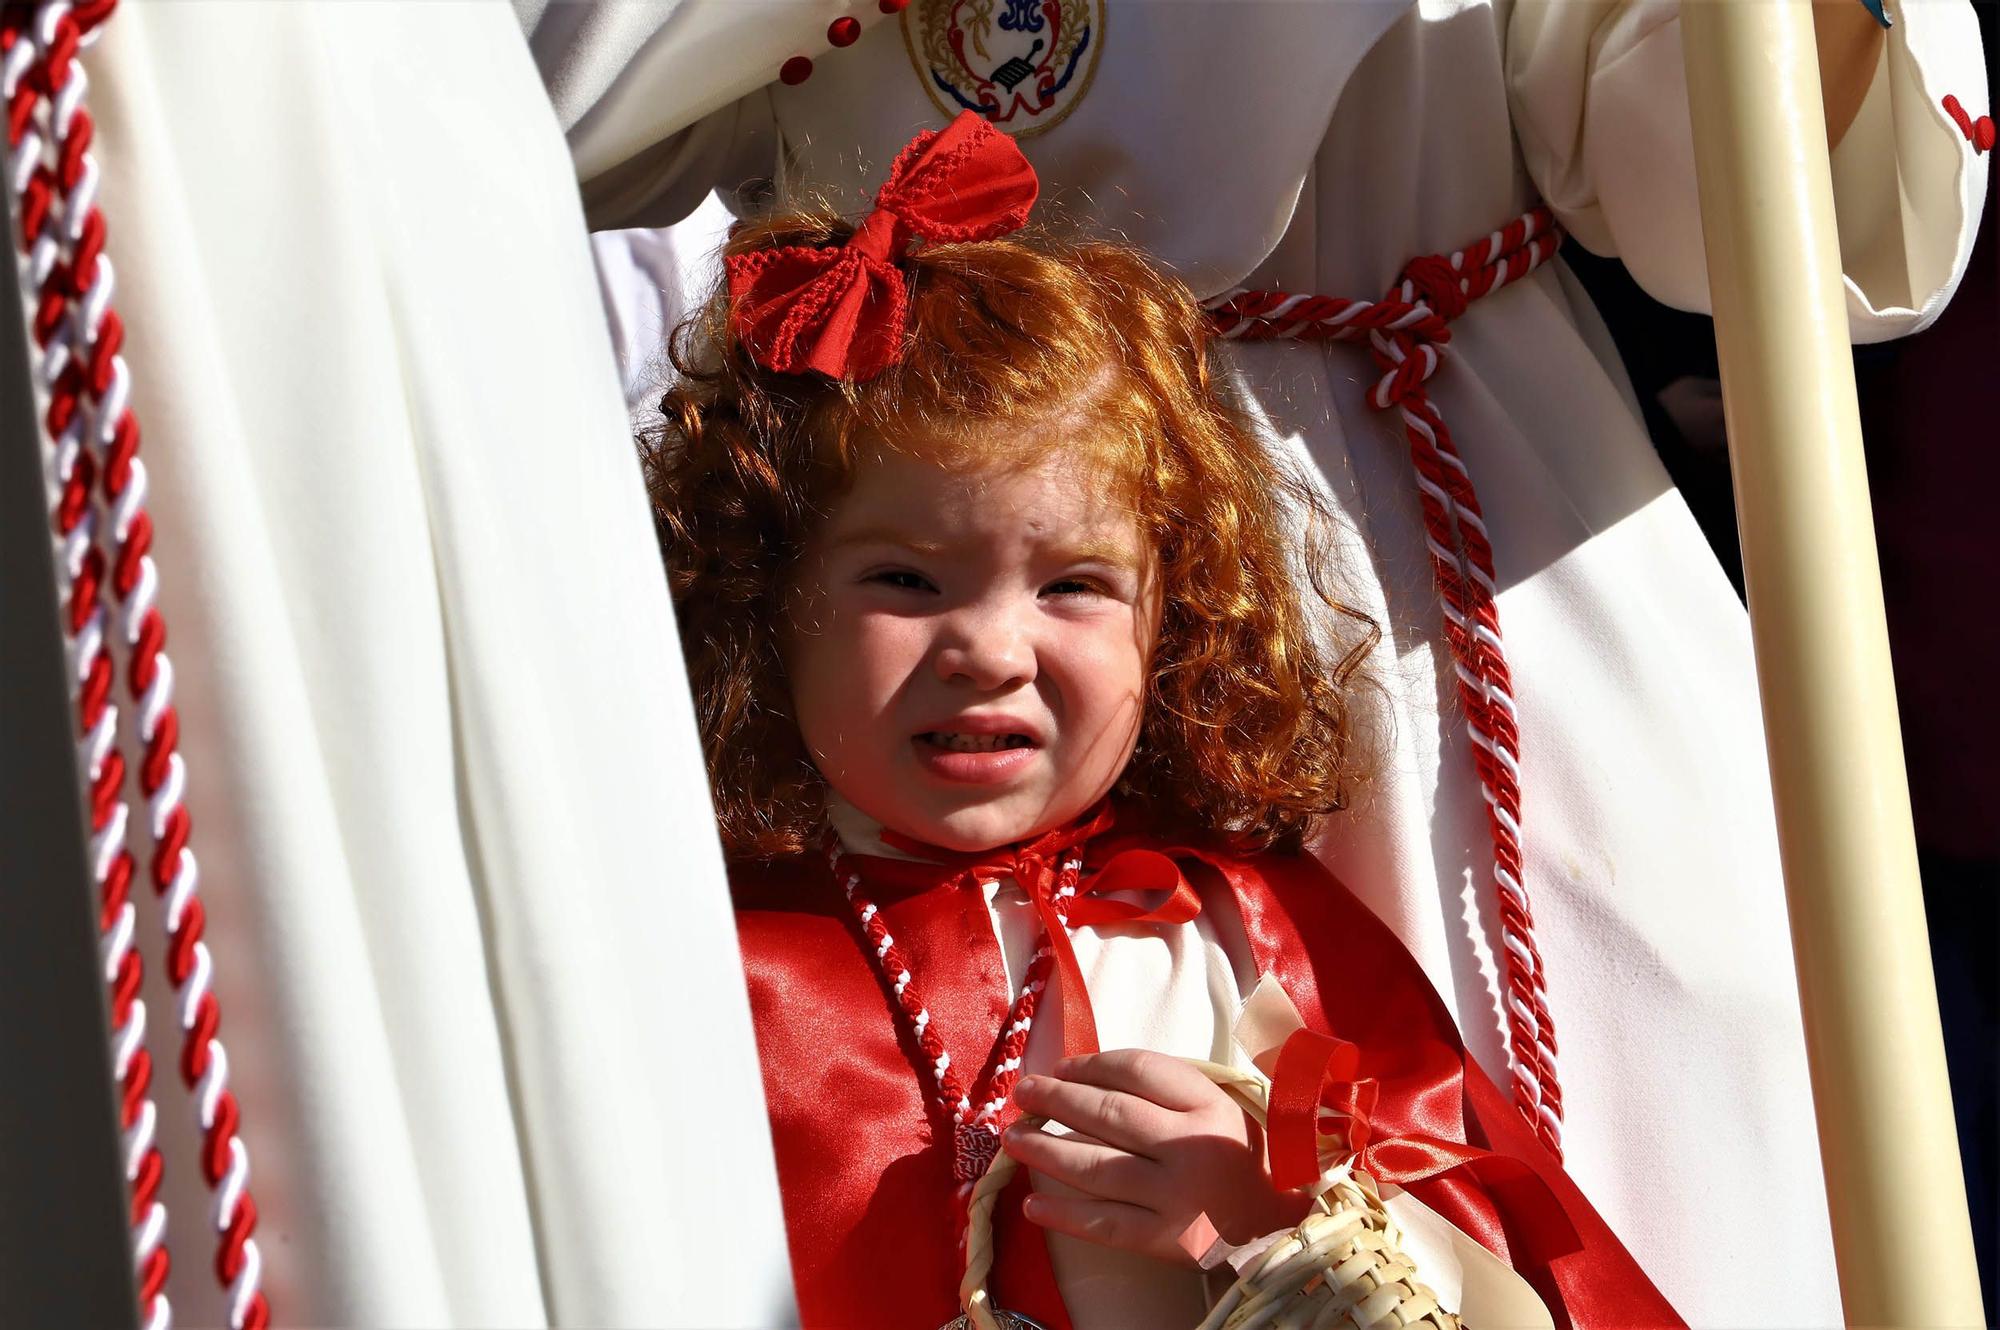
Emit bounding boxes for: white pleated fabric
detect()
[558,1,1989,1324]
[77,4,791,1325]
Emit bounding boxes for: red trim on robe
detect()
[730,833,1683,1328]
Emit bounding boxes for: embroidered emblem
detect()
[901,0,1105,139]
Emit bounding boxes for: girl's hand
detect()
[1003,1049,1310,1266]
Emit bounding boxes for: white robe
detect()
[67,4,790,1326]
[547,0,1989,1323]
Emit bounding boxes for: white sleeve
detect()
[1507,0,1989,341]
[521,0,893,229]
[591,197,736,413]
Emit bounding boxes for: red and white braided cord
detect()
[6,11,170,1328]
[4,3,270,1322]
[826,839,1080,1192]
[1207,208,1566,1158]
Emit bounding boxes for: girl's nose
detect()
[932,610,1036,691]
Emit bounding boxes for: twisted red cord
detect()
[827,840,1079,1195]
[6,2,269,1322]
[5,5,173,1321]
[1208,208,1567,1159]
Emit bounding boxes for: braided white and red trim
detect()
[1208,208,1567,1158]
[5,3,270,1323]
[6,9,170,1327]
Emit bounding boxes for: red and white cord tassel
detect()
[5,2,270,1323]
[1207,208,1567,1159]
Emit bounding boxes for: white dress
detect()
[544,1,1990,1323]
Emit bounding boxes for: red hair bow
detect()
[725,110,1039,381]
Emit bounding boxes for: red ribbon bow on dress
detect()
[725,110,1040,381]
[1267,1026,1582,1268]
[870,804,1203,1059]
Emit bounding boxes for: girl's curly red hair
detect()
[643,206,1378,860]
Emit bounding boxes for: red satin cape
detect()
[729,834,1684,1329]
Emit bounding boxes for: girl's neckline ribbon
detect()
[850,804,1203,1059]
[725,109,1040,381]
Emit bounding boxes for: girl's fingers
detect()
[1020,1191,1167,1259]
[1049,1048,1218,1113]
[1001,1123,1166,1208]
[1012,1074,1174,1156]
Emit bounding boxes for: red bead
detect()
[828,15,861,46]
[779,55,814,85]
[879,0,910,13]
[1976,116,1996,154]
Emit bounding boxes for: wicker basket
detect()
[957,1059,1460,1330]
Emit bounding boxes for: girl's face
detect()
[785,445,1161,853]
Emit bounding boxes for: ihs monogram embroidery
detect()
[902,0,1105,138]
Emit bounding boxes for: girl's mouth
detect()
[911,732,1040,784]
[916,732,1036,753]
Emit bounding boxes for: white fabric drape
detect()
[75,4,791,1324]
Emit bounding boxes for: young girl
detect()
[647,112,1681,1329]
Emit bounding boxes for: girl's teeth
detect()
[927,733,1029,753]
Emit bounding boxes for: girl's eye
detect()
[867,569,936,592]
[1042,578,1104,598]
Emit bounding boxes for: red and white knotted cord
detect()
[826,838,1082,1209]
[1207,208,1567,1159]
[7,12,169,1319]
[4,1,270,1324]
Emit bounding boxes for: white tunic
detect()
[550,1,1990,1323]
